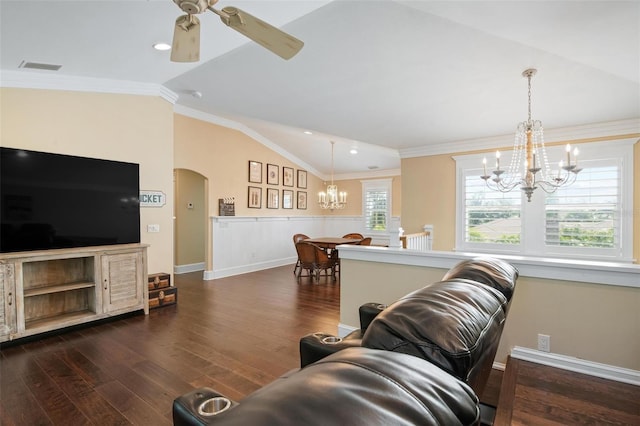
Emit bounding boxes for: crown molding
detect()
[399,118,640,158]
[0,70,178,104]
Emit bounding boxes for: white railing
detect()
[400,231,432,251]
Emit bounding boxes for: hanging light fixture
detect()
[318,141,347,210]
[481,68,582,202]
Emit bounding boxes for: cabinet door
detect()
[0,263,17,341]
[101,252,144,313]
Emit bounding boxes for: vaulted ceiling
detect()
[2,1,638,178]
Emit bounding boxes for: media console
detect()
[0,244,148,343]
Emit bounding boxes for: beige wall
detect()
[174,168,206,266]
[0,88,175,275]
[319,175,402,217]
[173,114,327,218]
[401,154,456,249]
[402,137,640,261]
[341,258,640,370]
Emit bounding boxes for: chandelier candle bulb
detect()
[573,148,579,167]
[483,157,487,176]
[566,144,571,165]
[496,151,501,170]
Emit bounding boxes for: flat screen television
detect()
[0,147,140,253]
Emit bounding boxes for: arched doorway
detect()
[174,168,207,273]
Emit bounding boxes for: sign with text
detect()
[140,190,166,208]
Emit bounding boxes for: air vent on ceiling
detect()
[368,165,379,170]
[19,61,62,71]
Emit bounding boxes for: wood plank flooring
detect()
[1,265,638,425]
[494,357,640,425]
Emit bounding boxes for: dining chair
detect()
[295,242,336,283]
[359,237,372,246]
[342,233,364,239]
[313,243,337,283]
[293,233,309,275]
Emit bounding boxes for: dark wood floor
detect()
[1,266,638,425]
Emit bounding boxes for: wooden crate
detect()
[148,272,170,291]
[149,287,177,309]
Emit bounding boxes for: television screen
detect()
[0,147,140,253]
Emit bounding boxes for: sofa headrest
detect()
[361,278,507,382]
[442,257,518,301]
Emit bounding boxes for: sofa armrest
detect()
[359,302,387,331]
[299,330,363,368]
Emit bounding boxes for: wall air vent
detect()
[368,165,379,170]
[18,61,62,71]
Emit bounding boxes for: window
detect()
[455,139,634,261]
[362,179,392,232]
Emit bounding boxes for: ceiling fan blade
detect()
[171,14,201,62]
[219,6,303,60]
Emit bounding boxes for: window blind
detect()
[464,173,521,244]
[364,188,388,231]
[545,166,619,248]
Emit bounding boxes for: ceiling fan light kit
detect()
[170,0,304,63]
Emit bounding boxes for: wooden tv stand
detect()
[0,244,148,343]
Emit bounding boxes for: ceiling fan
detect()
[170,0,304,62]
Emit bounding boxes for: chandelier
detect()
[318,141,347,210]
[481,68,581,202]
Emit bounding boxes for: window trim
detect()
[454,138,635,262]
[361,178,392,234]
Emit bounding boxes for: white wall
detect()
[204,215,400,279]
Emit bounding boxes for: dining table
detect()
[303,237,363,250]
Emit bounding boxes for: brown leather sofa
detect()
[172,257,518,426]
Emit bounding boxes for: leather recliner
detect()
[300,256,518,397]
[172,257,518,426]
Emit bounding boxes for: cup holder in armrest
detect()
[198,397,231,416]
[321,336,343,344]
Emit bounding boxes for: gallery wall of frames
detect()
[247,160,308,210]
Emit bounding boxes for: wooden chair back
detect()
[293,233,309,244]
[359,237,372,246]
[342,233,364,239]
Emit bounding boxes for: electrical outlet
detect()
[537,334,551,352]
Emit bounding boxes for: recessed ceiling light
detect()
[350,149,358,155]
[153,42,171,51]
[303,131,313,135]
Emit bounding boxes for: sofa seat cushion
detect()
[361,278,507,384]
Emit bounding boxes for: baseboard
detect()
[174,262,205,274]
[203,257,297,280]
[511,346,640,386]
[338,323,357,337]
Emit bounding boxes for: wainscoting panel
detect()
[207,215,399,279]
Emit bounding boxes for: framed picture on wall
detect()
[267,163,279,185]
[297,191,307,209]
[297,170,307,189]
[267,188,279,209]
[248,186,262,208]
[248,161,262,183]
[282,189,293,209]
[283,167,294,187]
